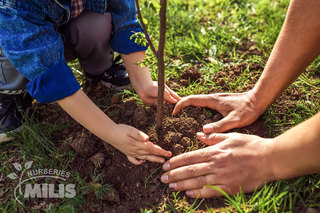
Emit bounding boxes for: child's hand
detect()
[58,89,170,166]
[108,124,172,165]
[137,81,181,106]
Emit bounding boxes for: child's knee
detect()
[65,11,113,48]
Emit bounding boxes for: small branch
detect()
[135,0,158,56]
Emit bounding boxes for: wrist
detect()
[130,74,154,95]
[258,138,279,183]
[102,123,121,147]
[270,113,320,180]
[247,89,269,115]
[268,136,301,181]
[135,81,154,97]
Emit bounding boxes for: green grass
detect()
[137,0,320,211]
[0,111,88,212]
[141,191,204,213]
[1,0,320,212]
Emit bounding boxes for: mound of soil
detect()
[35,86,267,212]
[18,37,316,212]
[32,46,271,211]
[179,67,203,87]
[91,101,267,212]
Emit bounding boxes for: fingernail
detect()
[203,124,214,133]
[186,191,194,198]
[160,159,165,163]
[167,151,172,157]
[169,183,177,189]
[196,132,205,138]
[163,162,170,170]
[161,174,168,183]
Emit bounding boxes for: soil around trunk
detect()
[28,42,274,212]
[33,86,268,212]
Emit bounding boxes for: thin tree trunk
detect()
[156,0,167,129]
[135,0,167,129]
[156,55,165,129]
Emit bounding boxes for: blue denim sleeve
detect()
[0,9,80,103]
[109,0,148,54]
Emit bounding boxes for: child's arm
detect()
[57,89,172,165]
[121,51,180,106]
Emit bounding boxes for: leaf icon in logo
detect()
[24,161,33,169]
[12,163,22,171]
[7,173,18,180]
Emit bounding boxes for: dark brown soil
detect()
[28,43,273,211]
[170,66,204,87]
[30,81,268,212]
[21,42,279,212]
[236,40,264,57]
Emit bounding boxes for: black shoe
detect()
[85,55,131,91]
[0,93,33,142]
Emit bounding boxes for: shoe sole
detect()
[99,81,131,92]
[0,126,22,143]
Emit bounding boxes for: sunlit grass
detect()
[1,0,319,212]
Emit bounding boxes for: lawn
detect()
[1,0,320,212]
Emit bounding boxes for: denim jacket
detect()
[0,0,147,103]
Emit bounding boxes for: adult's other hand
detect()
[161,132,275,198]
[172,91,266,134]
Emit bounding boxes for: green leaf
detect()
[130,31,148,47]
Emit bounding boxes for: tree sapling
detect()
[134,0,168,129]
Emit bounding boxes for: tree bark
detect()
[135,0,167,129]
[156,0,167,129]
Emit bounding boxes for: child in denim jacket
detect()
[0,0,179,164]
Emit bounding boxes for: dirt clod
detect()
[173,144,185,155]
[105,158,112,167]
[90,153,105,169]
[133,107,148,127]
[111,95,121,104]
[180,137,191,147]
[69,132,100,158]
[199,114,206,121]
[179,79,189,86]
[166,117,200,138]
[164,131,183,144]
[181,67,201,82]
[102,189,120,203]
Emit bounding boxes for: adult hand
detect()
[160,132,275,198]
[138,81,181,106]
[172,91,266,134]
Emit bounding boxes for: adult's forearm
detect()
[270,112,320,180]
[252,0,320,109]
